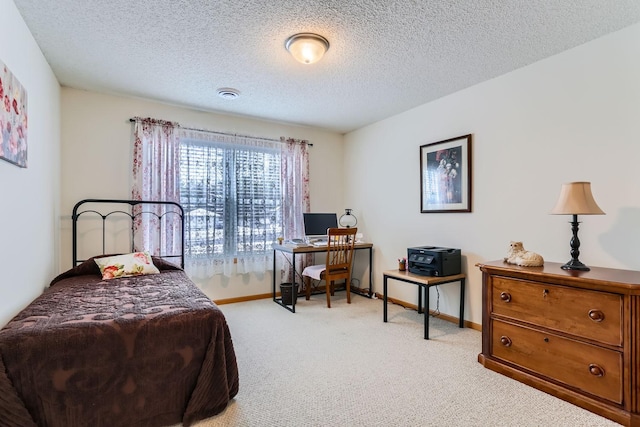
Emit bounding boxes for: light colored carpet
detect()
[188,294,620,427]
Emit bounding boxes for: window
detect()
[132,119,309,279]
[180,134,283,262]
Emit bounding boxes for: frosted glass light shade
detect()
[550,182,605,215]
[339,209,357,228]
[285,33,329,64]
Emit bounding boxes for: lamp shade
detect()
[339,208,357,228]
[285,33,329,64]
[550,182,605,215]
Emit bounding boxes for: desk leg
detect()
[272,249,277,302]
[459,278,465,328]
[424,285,430,340]
[418,284,423,314]
[383,275,388,322]
[272,249,296,313]
[368,247,373,297]
[291,253,297,313]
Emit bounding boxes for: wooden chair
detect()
[302,227,358,308]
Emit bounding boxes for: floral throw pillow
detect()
[94,251,160,280]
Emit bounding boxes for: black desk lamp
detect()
[550,182,605,271]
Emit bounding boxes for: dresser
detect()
[477,260,640,426]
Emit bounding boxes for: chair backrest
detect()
[324,227,358,281]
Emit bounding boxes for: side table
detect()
[383,269,466,339]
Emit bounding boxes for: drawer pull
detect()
[588,309,605,322]
[589,364,605,377]
[500,292,512,303]
[543,337,549,343]
[500,336,512,347]
[543,289,549,298]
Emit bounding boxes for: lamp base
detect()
[561,214,591,272]
[561,259,590,271]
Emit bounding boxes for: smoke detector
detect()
[217,88,240,100]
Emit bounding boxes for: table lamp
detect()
[550,182,605,271]
[339,209,358,228]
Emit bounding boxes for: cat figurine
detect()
[504,241,544,267]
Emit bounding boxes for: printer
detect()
[407,246,461,277]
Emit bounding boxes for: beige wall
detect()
[60,89,346,299]
[10,4,639,327]
[344,23,640,325]
[0,1,61,326]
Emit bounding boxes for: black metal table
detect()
[383,269,466,339]
[272,243,374,312]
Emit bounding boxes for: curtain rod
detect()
[128,118,312,146]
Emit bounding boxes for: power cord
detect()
[430,285,441,317]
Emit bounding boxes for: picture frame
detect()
[420,134,472,213]
[0,59,28,168]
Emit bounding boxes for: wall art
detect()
[420,134,472,213]
[0,60,28,168]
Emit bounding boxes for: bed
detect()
[0,199,239,427]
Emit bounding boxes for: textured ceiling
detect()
[13,0,640,134]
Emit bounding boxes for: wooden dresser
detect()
[477,260,640,426]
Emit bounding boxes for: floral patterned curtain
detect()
[131,117,181,259]
[280,137,311,284]
[130,120,310,282]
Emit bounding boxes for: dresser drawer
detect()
[491,276,622,346]
[492,320,623,404]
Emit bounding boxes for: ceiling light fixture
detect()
[217,88,240,100]
[285,33,329,65]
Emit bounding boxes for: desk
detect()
[272,243,373,312]
[383,269,466,339]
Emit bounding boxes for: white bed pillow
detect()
[94,251,160,280]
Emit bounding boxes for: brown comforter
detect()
[0,257,238,427]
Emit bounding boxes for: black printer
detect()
[407,246,461,277]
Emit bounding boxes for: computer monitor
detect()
[303,213,338,240]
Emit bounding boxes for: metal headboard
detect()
[72,199,185,268]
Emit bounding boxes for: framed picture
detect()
[420,134,472,213]
[0,59,28,168]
